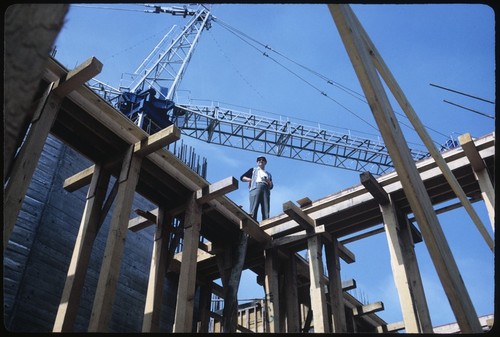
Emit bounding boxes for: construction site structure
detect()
[3,3,495,334]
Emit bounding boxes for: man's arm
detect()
[240,168,253,182]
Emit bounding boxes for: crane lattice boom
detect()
[87,4,452,176]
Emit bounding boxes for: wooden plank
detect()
[360,171,389,205]
[337,240,355,264]
[377,321,406,333]
[283,201,315,232]
[173,193,202,333]
[53,56,103,97]
[53,164,110,332]
[88,146,142,332]
[329,4,483,333]
[133,125,181,157]
[4,82,62,249]
[352,301,384,316]
[296,197,312,208]
[142,208,171,332]
[342,279,357,291]
[196,176,238,204]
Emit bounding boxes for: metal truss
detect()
[171,102,429,176]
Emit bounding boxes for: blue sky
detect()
[53,3,495,329]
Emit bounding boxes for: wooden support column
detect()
[329,5,483,333]
[459,133,495,232]
[87,145,142,331]
[197,284,212,333]
[324,238,347,333]
[4,57,102,250]
[308,234,330,333]
[218,231,249,333]
[142,207,172,332]
[284,255,301,333]
[283,200,330,332]
[263,248,281,333]
[53,163,110,332]
[361,171,432,332]
[173,193,202,333]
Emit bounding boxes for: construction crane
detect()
[87,4,447,176]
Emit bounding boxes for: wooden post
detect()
[219,231,248,333]
[324,238,347,332]
[53,163,110,332]
[173,193,202,333]
[87,145,142,332]
[361,171,432,332]
[307,235,330,333]
[329,4,483,332]
[284,255,300,333]
[381,199,433,332]
[142,207,172,332]
[197,284,212,333]
[263,248,281,332]
[459,133,495,232]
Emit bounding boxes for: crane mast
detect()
[87,4,452,176]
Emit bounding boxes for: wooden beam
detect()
[53,164,110,332]
[53,56,103,97]
[307,234,330,332]
[329,4,484,332]
[88,145,142,331]
[352,301,384,316]
[342,279,357,291]
[458,133,488,171]
[240,218,271,244]
[284,256,300,333]
[325,238,347,332]
[196,176,238,204]
[296,197,312,208]
[360,171,389,205]
[133,125,180,157]
[381,198,432,332]
[283,201,315,232]
[142,208,171,332]
[64,127,180,191]
[263,248,281,332]
[221,232,248,333]
[173,193,202,333]
[377,321,406,333]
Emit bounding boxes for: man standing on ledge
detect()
[240,156,273,221]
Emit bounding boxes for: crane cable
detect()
[214,17,455,144]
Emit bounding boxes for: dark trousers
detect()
[249,183,270,221]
